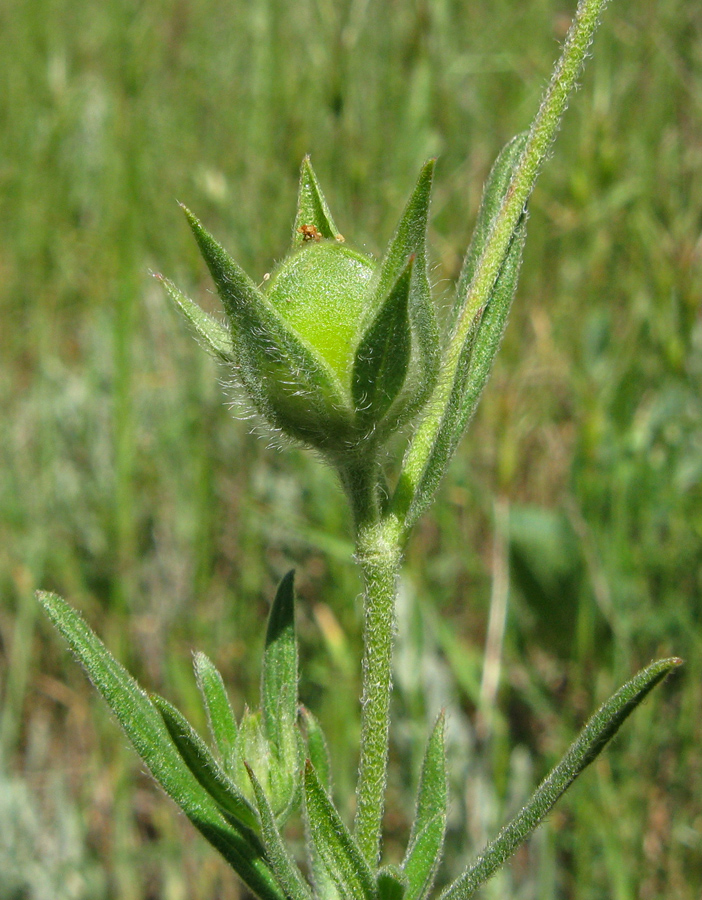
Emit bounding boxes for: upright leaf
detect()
[293,156,341,245]
[152,693,259,832]
[300,706,332,792]
[402,712,447,900]
[261,571,299,758]
[194,652,239,773]
[156,274,235,363]
[352,257,413,428]
[440,658,682,900]
[246,764,314,900]
[304,761,377,900]
[38,592,284,900]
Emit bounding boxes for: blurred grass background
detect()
[0,0,700,896]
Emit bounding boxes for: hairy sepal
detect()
[293,156,342,245]
[183,206,356,452]
[402,712,447,900]
[352,256,414,430]
[157,275,235,363]
[440,658,682,900]
[38,592,284,900]
[372,160,440,430]
[377,866,408,900]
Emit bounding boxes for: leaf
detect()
[300,706,332,792]
[397,136,528,530]
[261,570,299,759]
[293,156,341,246]
[156,274,235,363]
[374,160,440,428]
[194,652,239,774]
[352,256,413,427]
[246,763,314,900]
[304,761,377,900]
[439,657,682,900]
[152,693,259,832]
[182,206,352,449]
[38,592,284,900]
[401,712,447,900]
[377,866,408,900]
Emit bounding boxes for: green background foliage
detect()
[0,0,700,896]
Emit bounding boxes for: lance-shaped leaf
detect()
[401,712,447,900]
[300,706,332,792]
[377,866,408,900]
[152,693,259,832]
[352,256,413,428]
[156,274,235,363]
[440,657,682,900]
[293,156,342,246]
[397,135,528,530]
[373,160,440,425]
[38,592,284,900]
[194,652,239,774]
[246,763,314,900]
[262,571,299,759]
[304,761,377,900]
[182,206,353,450]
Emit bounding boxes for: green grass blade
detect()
[304,761,378,900]
[261,571,299,758]
[194,652,239,773]
[293,156,341,245]
[38,592,285,900]
[155,274,235,363]
[401,712,447,900]
[152,693,259,831]
[246,762,314,900]
[440,657,682,900]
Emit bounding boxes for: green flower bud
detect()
[164,157,441,461]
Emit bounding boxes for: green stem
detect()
[393,0,610,530]
[353,516,402,868]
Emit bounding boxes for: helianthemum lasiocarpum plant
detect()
[40,0,681,895]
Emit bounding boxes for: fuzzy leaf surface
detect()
[262,571,299,758]
[397,136,528,530]
[246,764,313,900]
[377,866,408,900]
[304,761,377,900]
[38,592,284,900]
[402,712,447,900]
[301,707,332,792]
[352,257,413,427]
[194,652,239,773]
[157,275,235,362]
[293,157,341,245]
[152,693,259,831]
[440,657,682,900]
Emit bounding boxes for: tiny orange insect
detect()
[298,224,322,242]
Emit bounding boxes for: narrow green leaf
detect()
[292,156,341,246]
[374,160,440,428]
[182,206,352,449]
[38,592,284,900]
[352,257,413,427]
[300,706,332,792]
[246,763,314,900]
[397,137,529,530]
[262,571,298,756]
[440,657,682,900]
[402,712,447,900]
[304,761,377,900]
[155,274,235,363]
[377,866,408,900]
[152,693,259,832]
[194,652,239,774]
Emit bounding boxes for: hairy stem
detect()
[352,516,402,868]
[393,0,611,530]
